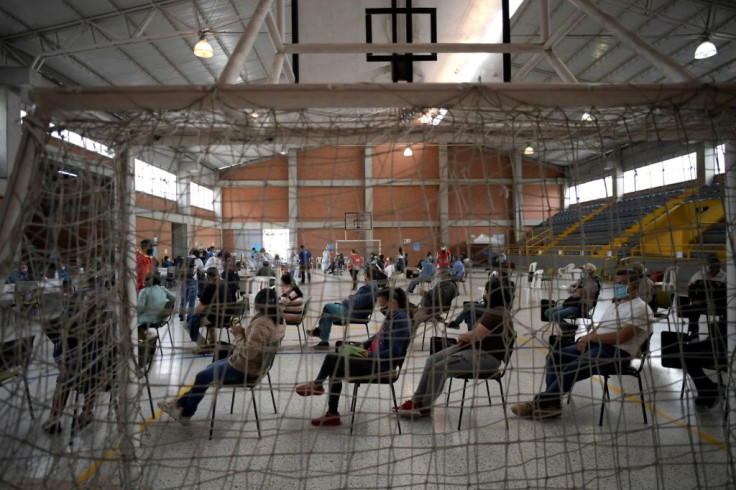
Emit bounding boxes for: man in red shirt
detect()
[436,245,451,268]
[136,239,154,291]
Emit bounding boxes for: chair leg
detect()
[636,374,647,424]
[350,383,360,436]
[230,388,236,414]
[209,387,220,440]
[390,383,401,435]
[267,373,277,414]
[166,321,174,349]
[599,376,610,426]
[485,380,492,406]
[157,333,164,357]
[22,374,34,419]
[296,321,303,349]
[145,373,155,418]
[446,378,453,406]
[251,388,261,438]
[421,324,427,351]
[365,324,370,338]
[496,378,509,429]
[457,379,469,430]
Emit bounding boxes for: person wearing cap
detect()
[629,262,657,313]
[158,287,285,425]
[543,263,600,347]
[436,245,451,268]
[681,257,727,337]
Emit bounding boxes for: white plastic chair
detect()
[654,266,678,292]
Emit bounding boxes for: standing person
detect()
[159,288,285,424]
[396,247,405,273]
[136,239,154,291]
[289,249,300,281]
[322,246,331,275]
[384,258,396,279]
[179,249,204,322]
[295,287,412,426]
[204,250,224,275]
[299,245,312,284]
[436,245,451,268]
[348,249,364,290]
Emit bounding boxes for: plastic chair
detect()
[653,290,674,331]
[654,266,678,292]
[142,300,176,355]
[209,341,279,440]
[285,297,310,348]
[598,334,652,426]
[0,335,35,418]
[446,332,517,429]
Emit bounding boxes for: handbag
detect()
[660,331,688,369]
[430,336,458,355]
[540,299,556,322]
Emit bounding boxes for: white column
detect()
[723,142,735,392]
[439,144,449,246]
[697,142,718,186]
[288,149,298,249]
[0,87,22,194]
[364,146,374,244]
[511,151,524,243]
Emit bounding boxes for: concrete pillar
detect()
[723,142,735,422]
[0,87,22,195]
[288,148,298,249]
[439,144,449,246]
[364,146,374,243]
[696,142,718,186]
[511,151,524,243]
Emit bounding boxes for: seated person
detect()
[369,262,388,287]
[256,261,277,278]
[161,256,175,267]
[543,263,600,346]
[137,274,176,340]
[307,269,378,350]
[279,272,304,323]
[295,287,412,426]
[406,259,436,293]
[43,277,114,434]
[630,262,657,313]
[395,290,515,418]
[187,267,237,350]
[680,258,727,337]
[677,313,727,407]
[512,269,650,419]
[450,256,465,280]
[159,288,285,425]
[6,262,31,283]
[447,276,513,330]
[383,258,396,279]
[412,267,459,325]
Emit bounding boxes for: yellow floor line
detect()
[516,334,728,452]
[75,382,194,484]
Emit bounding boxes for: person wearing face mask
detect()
[446,276,514,330]
[512,269,650,419]
[295,287,411,427]
[7,262,31,284]
[136,239,154,291]
[542,263,600,347]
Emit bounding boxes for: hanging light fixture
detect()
[581,112,594,122]
[193,31,214,58]
[523,143,534,156]
[403,145,413,157]
[694,36,717,59]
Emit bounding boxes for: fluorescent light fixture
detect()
[523,144,534,156]
[432,108,448,126]
[694,38,717,59]
[58,169,78,178]
[193,34,214,58]
[250,110,259,119]
[403,145,413,157]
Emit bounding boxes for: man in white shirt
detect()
[512,269,650,419]
[681,257,727,337]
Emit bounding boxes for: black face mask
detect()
[146,248,154,256]
[380,306,389,317]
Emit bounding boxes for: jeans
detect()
[176,359,258,417]
[179,280,198,320]
[188,314,204,342]
[315,354,387,414]
[537,342,630,406]
[317,303,348,342]
[407,276,432,293]
[454,302,486,331]
[299,265,311,283]
[544,305,582,334]
[412,345,501,409]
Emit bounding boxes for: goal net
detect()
[0,83,734,489]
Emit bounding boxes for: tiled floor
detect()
[1,269,734,488]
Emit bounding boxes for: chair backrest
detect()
[286,297,310,325]
[166,266,176,278]
[161,299,176,317]
[632,333,654,374]
[0,336,35,373]
[260,341,280,377]
[529,262,538,273]
[501,331,518,365]
[656,290,672,309]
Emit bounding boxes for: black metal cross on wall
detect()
[365,0,437,82]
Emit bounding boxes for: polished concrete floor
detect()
[1,269,734,489]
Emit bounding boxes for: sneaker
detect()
[179,315,185,322]
[511,401,562,419]
[42,419,62,435]
[157,399,192,426]
[310,412,342,427]
[395,400,431,418]
[295,382,325,397]
[313,341,330,351]
[306,328,321,338]
[511,401,535,418]
[445,321,460,330]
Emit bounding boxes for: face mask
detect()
[380,306,389,317]
[614,284,629,300]
[146,248,154,256]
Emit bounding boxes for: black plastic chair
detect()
[285,297,310,349]
[343,337,411,435]
[598,334,652,426]
[0,335,35,419]
[446,332,517,430]
[209,341,279,440]
[653,290,674,331]
[142,299,176,355]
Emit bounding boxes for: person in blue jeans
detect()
[512,270,650,419]
[542,263,600,344]
[298,244,312,284]
[159,288,285,424]
[406,259,435,293]
[179,249,204,322]
[446,276,514,330]
[307,269,378,350]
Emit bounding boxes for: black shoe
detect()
[313,341,330,351]
[179,315,185,322]
[446,321,460,330]
[42,420,62,435]
[307,328,321,338]
[694,387,721,408]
